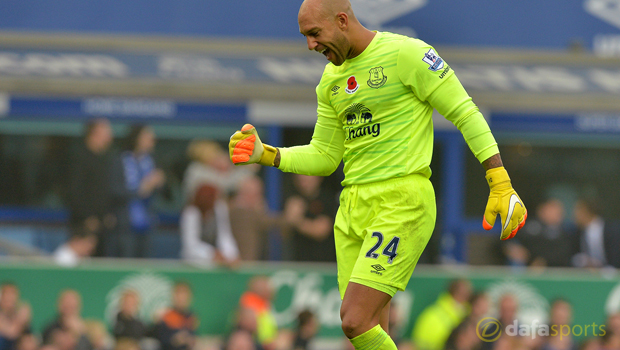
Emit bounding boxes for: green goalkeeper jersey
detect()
[279,31,499,186]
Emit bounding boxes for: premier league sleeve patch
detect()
[422,49,444,72]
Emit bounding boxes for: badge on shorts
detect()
[367,66,387,88]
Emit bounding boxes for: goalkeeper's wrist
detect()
[485,166,511,189]
[258,144,278,167]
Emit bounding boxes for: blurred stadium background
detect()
[1,1,620,350]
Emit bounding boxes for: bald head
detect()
[298,0,373,66]
[299,0,354,21]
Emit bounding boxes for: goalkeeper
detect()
[229,0,527,349]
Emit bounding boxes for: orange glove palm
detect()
[483,167,527,240]
[229,124,277,166]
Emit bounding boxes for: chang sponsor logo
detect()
[343,103,380,140]
[346,123,381,140]
[344,103,372,125]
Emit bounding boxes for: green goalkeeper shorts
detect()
[334,173,436,299]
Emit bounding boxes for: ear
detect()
[336,11,348,30]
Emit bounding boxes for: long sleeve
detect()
[278,85,345,176]
[396,39,499,164]
[426,74,499,163]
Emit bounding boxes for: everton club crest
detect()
[367,66,387,88]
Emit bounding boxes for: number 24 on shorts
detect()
[365,232,400,264]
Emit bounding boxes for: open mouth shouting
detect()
[319,47,331,61]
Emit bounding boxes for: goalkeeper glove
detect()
[229,124,278,166]
[483,167,527,240]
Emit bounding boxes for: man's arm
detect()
[231,78,344,175]
[426,74,526,240]
[274,150,281,168]
[482,153,503,171]
[230,120,344,176]
[426,74,499,164]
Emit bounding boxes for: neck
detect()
[347,26,376,59]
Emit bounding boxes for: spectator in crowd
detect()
[542,298,577,350]
[42,289,91,350]
[46,327,82,350]
[579,338,602,350]
[292,310,319,350]
[480,293,521,350]
[467,292,491,324]
[225,330,257,350]
[180,184,240,266]
[112,289,146,342]
[444,320,482,350]
[572,198,620,268]
[113,338,140,350]
[14,333,38,350]
[411,279,472,350]
[152,281,198,350]
[53,229,97,268]
[230,307,261,348]
[601,331,620,350]
[239,276,278,350]
[283,174,337,262]
[67,118,117,257]
[111,124,166,258]
[228,175,302,261]
[183,140,256,202]
[0,282,32,350]
[84,320,112,350]
[603,312,620,349]
[504,198,576,267]
[445,292,489,350]
[497,294,519,328]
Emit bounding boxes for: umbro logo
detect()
[370,264,385,275]
[371,264,385,271]
[331,85,340,96]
